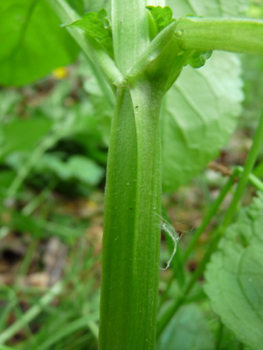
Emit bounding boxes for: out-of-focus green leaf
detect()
[204,193,263,350]
[34,154,104,186]
[2,210,42,237]
[0,171,16,197]
[157,304,214,350]
[242,55,263,124]
[147,6,175,40]
[253,160,263,178]
[0,209,83,241]
[0,117,52,161]
[0,90,21,121]
[34,154,72,180]
[0,0,79,86]
[65,9,113,58]
[162,51,243,191]
[67,155,104,186]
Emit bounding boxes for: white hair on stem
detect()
[155,213,183,270]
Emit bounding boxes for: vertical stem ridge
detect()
[112,0,149,74]
[99,86,138,349]
[99,79,163,349]
[130,78,163,347]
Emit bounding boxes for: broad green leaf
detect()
[157,304,214,350]
[162,51,243,191]
[65,9,113,58]
[166,0,248,18]
[147,6,175,40]
[0,0,79,86]
[204,193,263,350]
[219,326,253,350]
[161,1,247,191]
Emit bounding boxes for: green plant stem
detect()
[128,21,178,77]
[98,1,170,348]
[99,80,163,350]
[183,171,237,262]
[222,109,263,229]
[0,288,19,333]
[22,180,57,216]
[236,166,263,192]
[47,0,121,100]
[111,0,149,74]
[0,282,63,345]
[182,165,263,262]
[159,172,237,308]
[175,17,263,56]
[157,232,221,337]
[157,110,263,337]
[37,315,98,350]
[147,0,165,5]
[215,321,224,350]
[16,238,38,282]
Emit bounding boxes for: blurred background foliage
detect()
[0,0,263,349]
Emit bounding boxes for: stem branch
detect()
[175,17,263,56]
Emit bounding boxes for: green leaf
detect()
[204,193,263,350]
[0,0,79,86]
[65,9,113,58]
[219,326,253,350]
[67,155,104,186]
[33,154,72,181]
[0,171,16,197]
[0,117,52,161]
[34,154,104,186]
[5,210,42,237]
[146,6,175,40]
[157,304,214,350]
[186,50,212,68]
[0,90,21,120]
[161,0,248,192]
[162,51,243,191]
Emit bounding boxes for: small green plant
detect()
[1,0,263,349]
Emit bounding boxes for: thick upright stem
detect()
[99,1,165,348]
[99,79,163,349]
[112,0,149,74]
